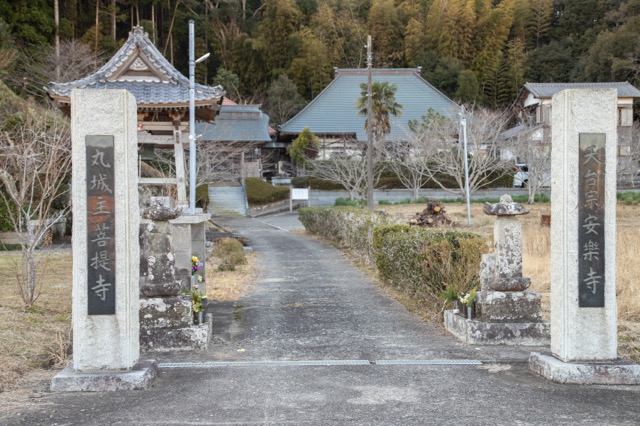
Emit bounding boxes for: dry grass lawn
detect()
[205,252,257,302]
[0,250,72,403]
[381,201,640,362]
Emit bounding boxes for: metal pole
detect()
[188,20,196,214]
[461,114,471,226]
[366,35,374,210]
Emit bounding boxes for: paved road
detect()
[3,212,639,425]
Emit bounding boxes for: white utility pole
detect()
[189,20,196,214]
[460,111,471,226]
[366,35,374,211]
[188,20,210,214]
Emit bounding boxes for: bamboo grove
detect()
[0,0,639,124]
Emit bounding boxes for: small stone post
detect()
[529,88,640,384]
[139,204,212,351]
[444,195,549,345]
[51,89,156,392]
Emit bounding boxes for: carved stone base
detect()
[444,310,549,346]
[140,296,192,329]
[477,290,542,323]
[51,360,158,392]
[141,313,212,352]
[529,352,640,385]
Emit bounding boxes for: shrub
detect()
[308,178,345,190]
[618,192,640,206]
[481,169,514,189]
[372,225,485,305]
[334,197,365,207]
[377,177,405,189]
[212,237,247,271]
[0,197,14,232]
[196,184,209,210]
[245,177,290,205]
[299,207,392,262]
[291,176,313,188]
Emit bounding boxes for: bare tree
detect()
[149,139,252,189]
[381,140,430,201]
[618,122,640,187]
[307,144,384,200]
[192,140,256,185]
[0,114,71,308]
[514,127,551,203]
[413,107,512,198]
[11,40,102,100]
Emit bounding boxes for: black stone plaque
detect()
[86,135,116,315]
[578,133,606,308]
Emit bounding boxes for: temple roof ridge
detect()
[46,26,224,109]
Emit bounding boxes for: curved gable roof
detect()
[280,68,458,142]
[47,27,224,109]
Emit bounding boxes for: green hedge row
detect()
[292,171,514,190]
[299,207,486,314]
[372,224,485,298]
[245,177,290,205]
[299,207,392,262]
[0,198,14,232]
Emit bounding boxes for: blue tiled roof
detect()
[46,27,224,105]
[280,69,458,142]
[197,105,271,142]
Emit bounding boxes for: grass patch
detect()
[334,197,366,207]
[206,252,256,302]
[0,251,72,395]
[617,191,640,206]
[245,177,290,206]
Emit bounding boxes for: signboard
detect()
[578,133,606,308]
[290,187,310,211]
[86,136,116,315]
[291,188,310,200]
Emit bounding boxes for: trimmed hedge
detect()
[293,170,513,191]
[245,177,290,205]
[196,184,209,210]
[299,207,486,314]
[299,207,392,262]
[0,198,14,232]
[372,225,485,298]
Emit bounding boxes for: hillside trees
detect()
[0,0,638,108]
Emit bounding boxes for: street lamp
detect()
[189,20,210,214]
[460,109,471,226]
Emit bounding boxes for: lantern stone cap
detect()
[483,195,529,216]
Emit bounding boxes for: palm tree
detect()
[357,81,403,142]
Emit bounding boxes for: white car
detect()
[514,164,528,188]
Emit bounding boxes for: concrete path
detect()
[3,212,639,425]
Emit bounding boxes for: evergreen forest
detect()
[0,0,639,125]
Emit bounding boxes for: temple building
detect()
[46,26,225,206]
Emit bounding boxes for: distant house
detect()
[278,68,458,159]
[196,98,273,178]
[509,82,640,185]
[513,82,640,154]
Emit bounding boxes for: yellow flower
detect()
[192,256,199,263]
